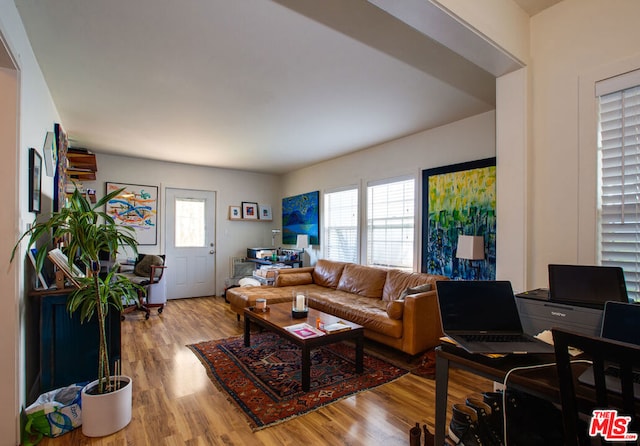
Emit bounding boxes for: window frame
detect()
[365,174,416,271]
[323,185,360,264]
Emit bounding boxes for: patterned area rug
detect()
[188,332,409,431]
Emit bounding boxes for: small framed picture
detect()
[259,204,272,221]
[29,148,42,214]
[241,202,258,220]
[229,206,242,220]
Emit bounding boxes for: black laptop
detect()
[577,301,640,397]
[548,264,629,309]
[435,280,555,355]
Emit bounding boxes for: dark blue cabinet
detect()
[33,290,121,395]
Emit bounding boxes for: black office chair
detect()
[552,328,640,446]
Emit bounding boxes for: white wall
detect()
[92,154,281,295]
[527,0,640,286]
[496,68,528,292]
[281,110,496,268]
[0,0,60,443]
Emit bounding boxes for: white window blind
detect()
[324,188,358,263]
[367,177,415,270]
[598,73,640,302]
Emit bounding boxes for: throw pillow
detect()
[134,255,164,278]
[275,272,313,287]
[399,283,432,300]
[386,300,404,320]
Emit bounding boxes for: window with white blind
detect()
[323,187,358,263]
[597,69,640,302]
[367,177,415,270]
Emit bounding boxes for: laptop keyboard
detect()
[604,366,640,384]
[460,334,533,343]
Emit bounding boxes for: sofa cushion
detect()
[399,283,432,300]
[308,289,403,338]
[337,263,387,298]
[226,285,315,310]
[382,269,440,301]
[312,259,348,289]
[275,271,313,287]
[386,300,404,320]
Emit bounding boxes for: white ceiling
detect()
[15,0,558,175]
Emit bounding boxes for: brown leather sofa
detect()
[226,259,449,355]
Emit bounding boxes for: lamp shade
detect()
[456,235,485,260]
[296,234,310,250]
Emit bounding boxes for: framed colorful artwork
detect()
[282,191,319,245]
[421,158,496,280]
[259,204,272,221]
[241,202,258,220]
[106,182,159,245]
[229,206,242,220]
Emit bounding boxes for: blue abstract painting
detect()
[282,191,319,245]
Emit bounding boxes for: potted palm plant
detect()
[12,187,143,437]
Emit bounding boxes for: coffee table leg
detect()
[301,346,311,391]
[244,316,251,347]
[355,332,364,373]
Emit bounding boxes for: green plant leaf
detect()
[11,185,142,393]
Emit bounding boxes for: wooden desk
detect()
[435,343,562,445]
[435,342,640,445]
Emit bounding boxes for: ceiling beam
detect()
[369,0,525,77]
[273,0,499,106]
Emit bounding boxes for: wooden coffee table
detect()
[243,302,364,391]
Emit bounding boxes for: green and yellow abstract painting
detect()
[422,159,496,280]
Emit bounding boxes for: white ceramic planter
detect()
[81,376,132,437]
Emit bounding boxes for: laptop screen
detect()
[436,281,523,332]
[601,301,640,346]
[548,264,628,309]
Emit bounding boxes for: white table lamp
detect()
[456,235,485,260]
[296,234,310,252]
[456,235,484,280]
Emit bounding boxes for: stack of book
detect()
[322,321,351,334]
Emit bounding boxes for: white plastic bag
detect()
[25,383,84,443]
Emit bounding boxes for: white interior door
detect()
[165,188,216,299]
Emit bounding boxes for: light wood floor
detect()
[37,296,494,445]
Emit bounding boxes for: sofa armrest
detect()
[401,290,443,354]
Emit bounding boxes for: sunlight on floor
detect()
[347,402,398,441]
[170,347,208,398]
